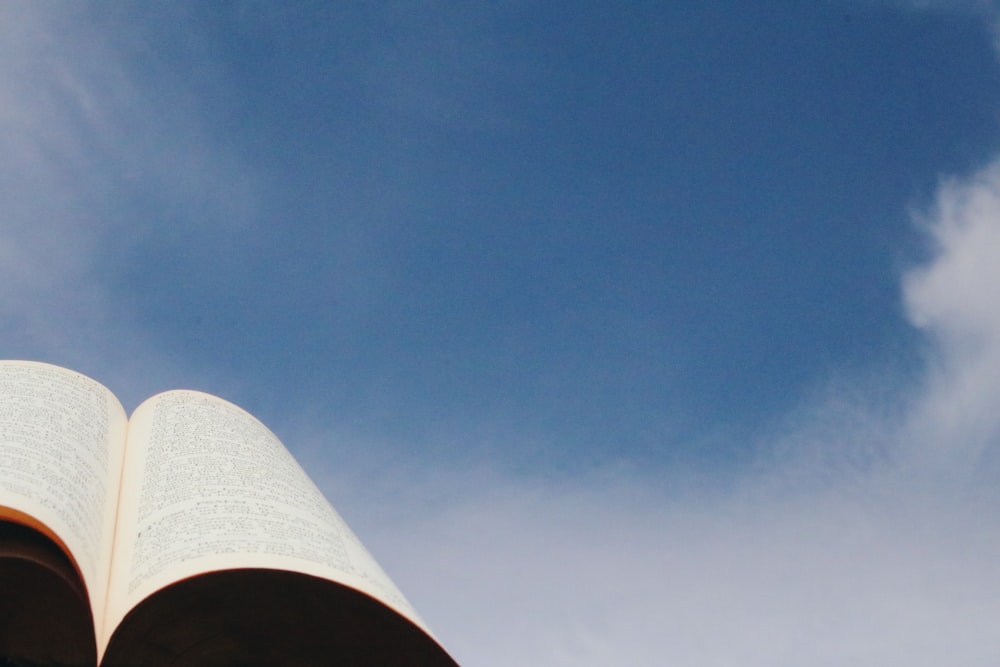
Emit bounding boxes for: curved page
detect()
[104,390,440,657]
[0,360,128,643]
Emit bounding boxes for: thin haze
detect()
[5,2,1000,665]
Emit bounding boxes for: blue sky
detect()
[6,1,1000,664]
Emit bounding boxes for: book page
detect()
[104,390,429,650]
[0,361,128,628]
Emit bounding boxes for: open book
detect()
[0,361,457,666]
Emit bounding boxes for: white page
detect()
[0,361,128,635]
[103,389,428,652]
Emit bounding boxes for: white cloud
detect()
[323,159,1000,666]
[345,466,1000,666]
[903,161,1000,471]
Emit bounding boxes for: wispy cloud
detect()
[882,0,998,14]
[0,3,116,349]
[0,2,257,400]
[365,471,1000,666]
[881,0,1000,54]
[339,113,1000,667]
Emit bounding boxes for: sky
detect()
[5,1,1000,664]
